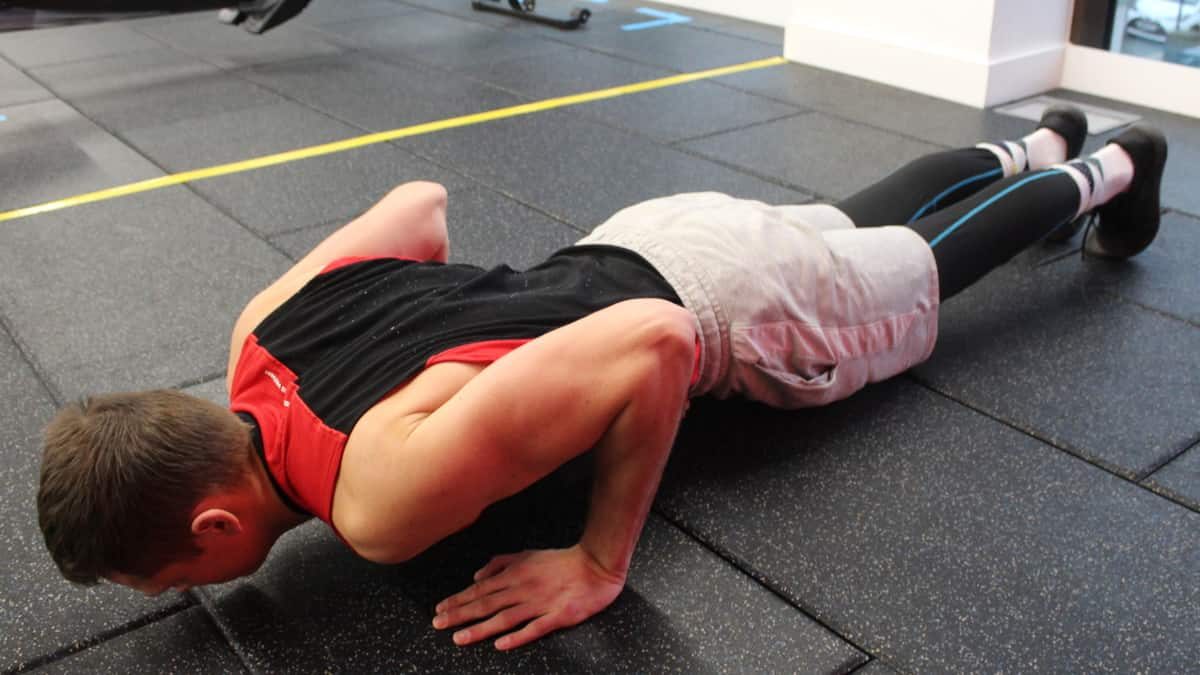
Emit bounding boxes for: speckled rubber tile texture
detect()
[0,331,189,672]
[681,111,943,199]
[0,188,292,400]
[33,607,244,674]
[1146,441,1200,509]
[0,55,51,107]
[403,109,810,229]
[657,381,1200,673]
[912,255,1200,478]
[313,9,569,72]
[0,99,163,212]
[466,47,804,144]
[718,61,1036,150]
[28,47,283,134]
[129,13,343,70]
[185,144,472,237]
[198,484,865,673]
[238,51,528,134]
[271,185,585,271]
[1046,209,1200,325]
[0,21,163,69]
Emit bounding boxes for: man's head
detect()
[38,390,276,594]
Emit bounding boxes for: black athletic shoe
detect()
[1083,124,1168,259]
[1040,105,1089,243]
[1038,104,1088,160]
[241,0,311,34]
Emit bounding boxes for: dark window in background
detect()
[1076,0,1200,68]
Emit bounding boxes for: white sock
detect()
[976,128,1070,177]
[1087,144,1135,207]
[1053,144,1135,217]
[1020,128,1069,171]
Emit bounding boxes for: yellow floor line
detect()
[0,56,787,224]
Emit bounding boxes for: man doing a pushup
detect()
[38,106,1167,650]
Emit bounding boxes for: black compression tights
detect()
[835,148,1082,301]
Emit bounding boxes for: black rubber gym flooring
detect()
[2,1,1198,672]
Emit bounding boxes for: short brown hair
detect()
[38,390,252,584]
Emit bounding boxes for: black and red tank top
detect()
[228,244,681,524]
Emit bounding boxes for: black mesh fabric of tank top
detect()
[252,245,681,433]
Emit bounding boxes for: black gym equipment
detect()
[1,1,310,34]
[471,0,590,30]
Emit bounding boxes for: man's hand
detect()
[432,545,625,650]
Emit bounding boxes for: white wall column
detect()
[782,0,1074,108]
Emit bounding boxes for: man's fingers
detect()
[433,589,519,630]
[435,574,510,613]
[474,553,517,581]
[493,613,569,651]
[450,605,541,646]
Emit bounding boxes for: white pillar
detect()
[782,0,1074,108]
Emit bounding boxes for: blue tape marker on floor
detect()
[623,7,690,31]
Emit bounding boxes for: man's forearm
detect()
[578,349,692,579]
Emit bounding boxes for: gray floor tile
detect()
[0,56,51,106]
[718,62,1036,150]
[703,17,785,45]
[0,188,292,401]
[35,607,244,674]
[405,110,810,228]
[913,257,1200,478]
[1049,210,1200,325]
[30,47,284,134]
[1146,442,1200,510]
[185,144,472,236]
[130,13,342,70]
[240,52,527,133]
[120,98,361,169]
[315,10,568,71]
[557,18,780,73]
[657,380,1200,673]
[469,47,803,143]
[0,99,163,213]
[682,112,942,199]
[199,483,864,673]
[0,332,187,672]
[295,0,421,26]
[183,378,229,407]
[272,185,583,270]
[0,21,162,69]
[852,660,902,674]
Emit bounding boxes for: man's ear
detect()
[191,509,244,536]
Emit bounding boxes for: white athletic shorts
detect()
[577,192,940,408]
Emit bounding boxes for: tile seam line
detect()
[0,309,64,407]
[3,599,193,675]
[193,590,263,675]
[905,373,1200,515]
[651,510,876,673]
[1139,432,1200,481]
[0,56,787,223]
[9,64,302,272]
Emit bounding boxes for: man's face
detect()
[108,530,273,596]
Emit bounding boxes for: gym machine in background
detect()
[470,0,590,30]
[0,0,312,34]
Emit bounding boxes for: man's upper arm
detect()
[342,299,696,562]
